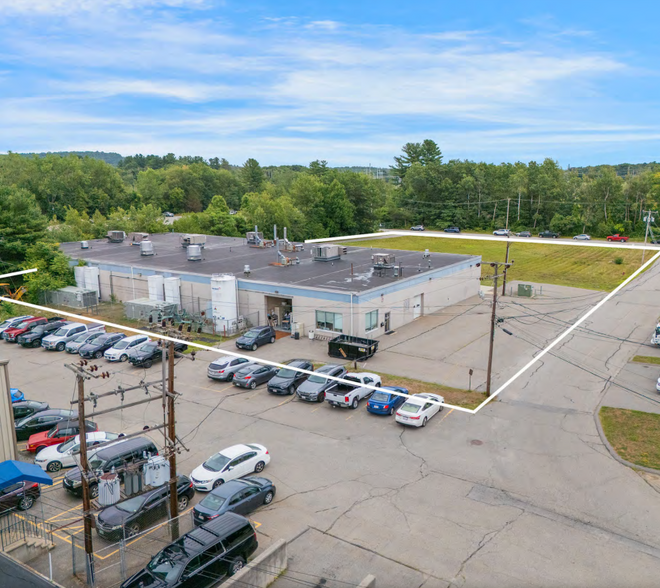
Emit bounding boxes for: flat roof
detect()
[61,233,478,293]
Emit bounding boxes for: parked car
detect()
[235,326,276,351]
[656,376,660,393]
[232,364,277,389]
[208,357,252,381]
[267,359,313,395]
[366,386,409,415]
[13,400,49,421]
[493,229,510,236]
[96,475,195,540]
[538,230,559,238]
[18,321,68,348]
[35,432,120,472]
[395,393,445,427]
[607,234,629,242]
[0,315,33,335]
[410,225,425,231]
[193,477,275,526]
[163,211,174,217]
[325,372,382,409]
[104,334,150,362]
[120,512,258,588]
[65,330,106,354]
[64,437,158,498]
[444,227,460,233]
[79,332,126,359]
[573,234,591,240]
[42,322,103,351]
[190,444,270,491]
[10,388,24,403]
[15,409,77,441]
[128,340,188,368]
[26,419,98,453]
[0,481,40,513]
[296,364,347,403]
[3,317,61,343]
[516,231,532,237]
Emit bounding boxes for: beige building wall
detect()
[0,361,17,462]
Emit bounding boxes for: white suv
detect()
[104,335,150,362]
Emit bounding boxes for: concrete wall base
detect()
[223,539,287,588]
[358,574,376,587]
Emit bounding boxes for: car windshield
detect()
[16,321,31,329]
[53,327,69,337]
[210,361,229,369]
[199,494,226,510]
[73,333,89,343]
[400,403,421,414]
[58,438,77,453]
[370,392,390,402]
[88,456,106,470]
[47,427,62,438]
[243,330,258,339]
[147,549,185,583]
[116,495,147,513]
[138,343,157,352]
[276,368,297,378]
[0,320,11,329]
[203,453,231,472]
[113,340,130,349]
[307,375,327,384]
[15,415,34,427]
[236,366,254,376]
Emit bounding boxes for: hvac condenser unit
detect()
[311,244,342,261]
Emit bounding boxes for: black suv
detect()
[64,437,158,498]
[121,512,258,588]
[13,400,49,421]
[538,230,559,238]
[17,321,67,348]
[128,340,188,368]
[96,475,195,541]
[267,359,313,395]
[79,332,126,359]
[235,326,276,351]
[15,409,77,441]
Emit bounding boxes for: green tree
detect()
[241,159,264,193]
[21,242,74,303]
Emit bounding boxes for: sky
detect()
[0,0,659,167]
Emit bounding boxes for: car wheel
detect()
[32,340,40,348]
[89,484,99,499]
[351,398,359,409]
[317,392,325,403]
[250,380,257,389]
[389,407,394,416]
[143,360,153,368]
[120,354,128,362]
[126,523,140,538]
[270,336,276,344]
[263,491,274,505]
[607,238,612,242]
[178,496,189,510]
[36,446,46,454]
[229,557,245,577]
[57,342,65,351]
[18,496,34,510]
[288,385,295,395]
[251,343,258,351]
[94,351,102,359]
[422,417,428,427]
[254,461,265,473]
[212,479,224,489]
[553,235,557,239]
[47,461,62,473]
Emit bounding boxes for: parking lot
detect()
[6,271,660,587]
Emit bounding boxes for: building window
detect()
[316,311,343,332]
[365,310,379,332]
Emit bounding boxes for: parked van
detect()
[63,436,158,498]
[42,322,104,351]
[120,512,258,588]
[104,334,150,362]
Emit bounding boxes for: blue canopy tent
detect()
[0,460,53,490]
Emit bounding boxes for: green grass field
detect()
[631,356,660,365]
[353,236,645,291]
[600,407,660,470]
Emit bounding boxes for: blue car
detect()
[10,388,25,403]
[366,386,409,416]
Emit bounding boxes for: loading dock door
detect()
[413,294,422,319]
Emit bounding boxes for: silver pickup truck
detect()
[325,372,382,409]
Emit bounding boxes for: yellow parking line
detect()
[251,520,262,529]
[46,504,82,522]
[345,415,353,420]
[438,408,454,423]
[276,397,294,406]
[311,407,321,413]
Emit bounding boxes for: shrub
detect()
[614,257,624,265]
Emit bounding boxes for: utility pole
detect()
[641,210,657,266]
[167,341,180,540]
[505,198,511,231]
[501,238,511,296]
[482,260,514,397]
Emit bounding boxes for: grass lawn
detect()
[631,355,660,365]
[352,236,644,291]
[599,406,660,469]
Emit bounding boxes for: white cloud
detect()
[305,20,342,31]
[0,0,207,14]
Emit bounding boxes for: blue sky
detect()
[1,0,659,167]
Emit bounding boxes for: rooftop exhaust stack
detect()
[187,244,202,261]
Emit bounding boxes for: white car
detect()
[493,229,511,236]
[573,234,591,240]
[35,431,120,472]
[104,334,150,362]
[190,443,270,491]
[656,377,660,393]
[395,393,445,427]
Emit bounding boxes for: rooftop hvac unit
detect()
[130,232,150,245]
[106,230,126,243]
[311,244,342,261]
[80,241,89,249]
[181,233,206,248]
[140,240,155,256]
[187,244,203,261]
[372,253,395,267]
[246,231,264,245]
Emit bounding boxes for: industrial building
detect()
[60,232,481,339]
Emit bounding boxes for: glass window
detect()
[365,310,379,332]
[315,311,343,333]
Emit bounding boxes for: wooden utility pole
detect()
[167,342,180,540]
[505,198,511,230]
[641,210,657,266]
[502,238,511,296]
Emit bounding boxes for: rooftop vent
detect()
[80,241,89,250]
[372,253,395,267]
[181,234,206,248]
[140,240,155,256]
[130,232,150,245]
[106,230,126,243]
[187,244,203,261]
[311,244,342,261]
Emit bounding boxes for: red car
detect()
[3,317,48,343]
[607,234,629,242]
[27,419,97,453]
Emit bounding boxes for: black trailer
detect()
[328,335,378,361]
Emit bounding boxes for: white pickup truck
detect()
[652,322,660,345]
[325,372,382,409]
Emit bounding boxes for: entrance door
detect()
[384,312,391,332]
[413,294,422,319]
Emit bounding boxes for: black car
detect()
[128,340,188,368]
[121,512,258,588]
[267,359,313,395]
[235,326,276,351]
[444,227,460,233]
[538,230,559,238]
[0,481,40,514]
[79,332,126,359]
[193,477,275,526]
[15,409,77,441]
[517,231,532,237]
[13,400,50,421]
[233,364,277,389]
[208,357,252,381]
[17,321,67,348]
[96,475,195,541]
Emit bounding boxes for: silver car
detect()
[207,357,252,381]
[573,234,591,240]
[296,364,348,403]
[65,330,107,354]
[42,323,103,351]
